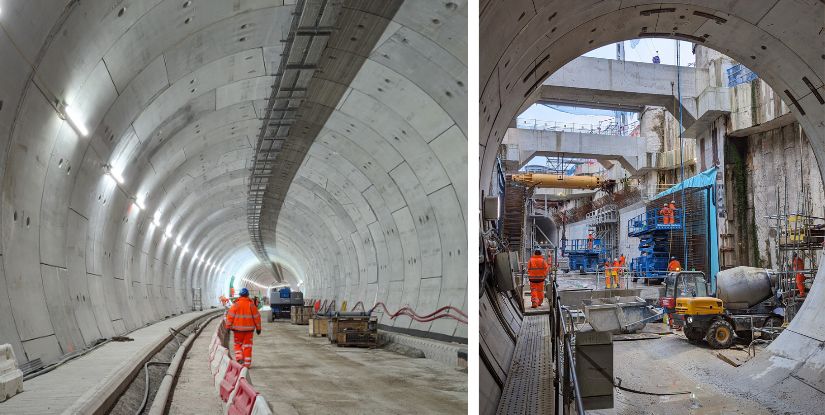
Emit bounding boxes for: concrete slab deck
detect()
[0,310,215,415]
[241,319,467,414]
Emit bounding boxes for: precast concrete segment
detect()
[271,0,469,341]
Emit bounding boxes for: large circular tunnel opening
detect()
[480,2,824,413]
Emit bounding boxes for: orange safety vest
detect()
[225,297,262,332]
[527,255,549,282]
[659,207,671,217]
[668,260,682,272]
[618,255,626,267]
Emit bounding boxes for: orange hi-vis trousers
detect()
[796,273,807,297]
[530,281,545,307]
[232,330,254,368]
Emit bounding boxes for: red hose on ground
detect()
[369,302,468,324]
[314,300,467,324]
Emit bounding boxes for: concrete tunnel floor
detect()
[556,272,809,415]
[171,318,467,414]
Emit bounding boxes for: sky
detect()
[520,39,696,169]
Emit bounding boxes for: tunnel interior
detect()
[0,0,467,368]
[480,0,824,412]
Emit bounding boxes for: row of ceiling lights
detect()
[0,5,233,279]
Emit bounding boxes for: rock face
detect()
[0,344,23,402]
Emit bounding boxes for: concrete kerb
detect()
[377,331,468,368]
[62,309,220,415]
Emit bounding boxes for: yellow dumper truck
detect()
[660,267,784,348]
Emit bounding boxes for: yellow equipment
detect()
[663,271,783,349]
[509,173,606,190]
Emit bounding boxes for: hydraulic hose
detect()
[134,361,172,415]
[368,302,468,324]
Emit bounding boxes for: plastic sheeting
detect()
[656,167,720,287]
[727,64,758,87]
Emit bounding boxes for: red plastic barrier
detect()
[219,359,243,401]
[227,378,259,415]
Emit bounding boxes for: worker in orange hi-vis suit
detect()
[668,257,682,272]
[793,253,806,297]
[526,249,549,308]
[613,258,623,288]
[611,258,620,288]
[659,203,672,225]
[669,200,677,224]
[587,232,594,249]
[225,288,262,368]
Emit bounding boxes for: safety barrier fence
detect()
[208,318,272,415]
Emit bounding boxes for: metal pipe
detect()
[511,173,605,190]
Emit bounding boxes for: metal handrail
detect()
[551,266,586,414]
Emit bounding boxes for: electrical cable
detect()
[614,377,692,396]
[134,361,172,415]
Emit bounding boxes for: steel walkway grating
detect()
[496,315,554,414]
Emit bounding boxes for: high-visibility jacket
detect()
[226,297,262,332]
[793,257,804,272]
[659,207,671,218]
[527,255,549,282]
[618,255,626,267]
[668,260,682,272]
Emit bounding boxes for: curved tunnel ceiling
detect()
[0,0,467,365]
[480,0,824,401]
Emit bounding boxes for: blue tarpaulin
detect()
[656,167,720,288]
[726,64,758,87]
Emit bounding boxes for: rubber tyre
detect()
[706,319,735,349]
[684,326,705,343]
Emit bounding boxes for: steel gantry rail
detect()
[246,0,334,278]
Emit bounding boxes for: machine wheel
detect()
[706,319,735,349]
[684,326,705,343]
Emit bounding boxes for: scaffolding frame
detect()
[768,125,822,323]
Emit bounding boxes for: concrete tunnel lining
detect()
[0,0,467,367]
[479,0,824,405]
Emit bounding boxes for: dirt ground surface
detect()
[558,272,808,415]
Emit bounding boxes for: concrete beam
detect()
[503,127,653,175]
[532,56,699,126]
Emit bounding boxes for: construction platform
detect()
[495,315,553,414]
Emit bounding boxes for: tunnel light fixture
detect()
[109,169,124,185]
[63,105,89,137]
[175,235,182,246]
